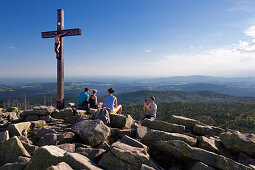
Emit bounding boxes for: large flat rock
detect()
[110,114,133,129]
[0,136,30,166]
[141,129,197,147]
[25,145,101,170]
[219,131,255,157]
[153,140,252,170]
[142,119,185,133]
[171,115,205,130]
[71,119,110,147]
[7,122,31,137]
[99,135,160,170]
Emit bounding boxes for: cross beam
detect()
[41,28,81,38]
[41,9,82,109]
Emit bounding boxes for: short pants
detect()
[142,114,155,120]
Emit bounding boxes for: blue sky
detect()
[1,0,255,77]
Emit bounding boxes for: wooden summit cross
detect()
[41,9,82,109]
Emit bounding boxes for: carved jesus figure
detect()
[54,31,68,59]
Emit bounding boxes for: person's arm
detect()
[144,104,154,112]
[114,97,118,108]
[143,101,146,111]
[94,96,98,105]
[102,96,106,107]
[86,94,89,102]
[59,31,68,37]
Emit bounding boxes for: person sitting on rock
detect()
[142,96,157,121]
[103,88,122,114]
[89,89,98,109]
[77,87,89,110]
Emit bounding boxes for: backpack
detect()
[95,108,110,125]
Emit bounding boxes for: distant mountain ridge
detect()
[116,90,248,105]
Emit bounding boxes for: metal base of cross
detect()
[57,100,65,109]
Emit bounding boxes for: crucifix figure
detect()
[41,9,82,109]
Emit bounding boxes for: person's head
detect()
[108,88,115,95]
[149,96,155,104]
[92,89,97,95]
[84,87,89,93]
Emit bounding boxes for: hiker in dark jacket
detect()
[89,89,98,109]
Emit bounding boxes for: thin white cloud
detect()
[244,25,255,38]
[228,0,255,12]
[144,49,152,53]
[8,46,16,50]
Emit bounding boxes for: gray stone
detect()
[62,152,102,170]
[116,129,135,138]
[7,122,31,137]
[238,153,255,167]
[0,162,26,170]
[22,142,38,155]
[197,116,216,126]
[52,107,74,120]
[36,127,57,138]
[140,164,156,170]
[76,147,106,161]
[46,162,73,170]
[30,120,46,129]
[135,124,150,139]
[171,115,205,130]
[4,112,18,121]
[24,145,65,170]
[57,132,75,144]
[71,119,110,147]
[153,140,252,170]
[33,106,55,114]
[66,115,88,124]
[0,130,9,143]
[142,119,185,133]
[197,136,219,154]
[110,114,133,129]
[141,130,197,147]
[17,156,31,164]
[97,141,110,151]
[98,152,133,170]
[25,145,101,170]
[220,131,255,157]
[25,115,38,121]
[38,133,58,146]
[21,108,53,117]
[17,136,32,144]
[191,162,216,170]
[99,135,159,170]
[57,143,75,153]
[193,124,224,136]
[0,136,30,166]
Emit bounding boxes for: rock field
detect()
[0,105,255,170]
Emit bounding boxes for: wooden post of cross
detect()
[41,9,82,109]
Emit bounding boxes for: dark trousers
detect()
[79,101,89,110]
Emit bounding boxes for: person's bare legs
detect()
[55,44,60,59]
[117,105,122,114]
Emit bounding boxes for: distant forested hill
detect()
[0,90,248,109]
[115,90,247,105]
[123,100,255,133]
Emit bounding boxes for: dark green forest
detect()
[123,100,255,133]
